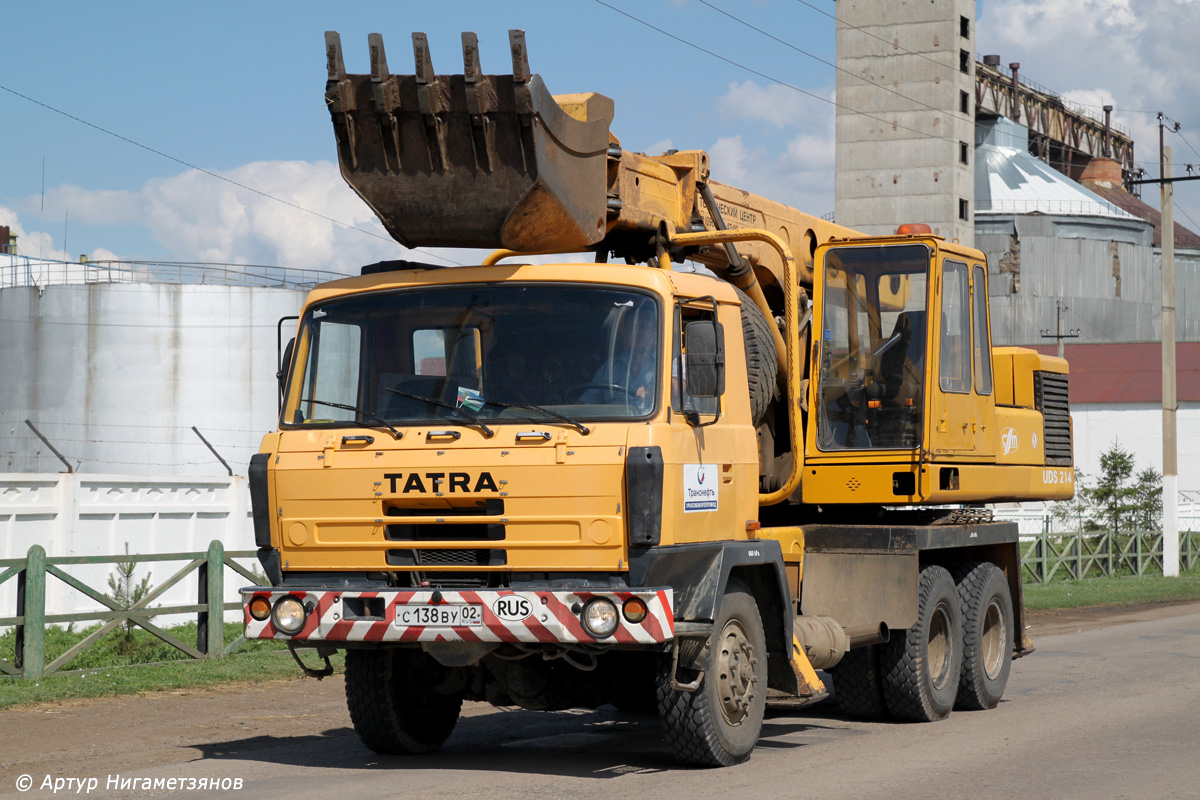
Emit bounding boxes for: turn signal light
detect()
[248,596,271,621]
[622,597,648,624]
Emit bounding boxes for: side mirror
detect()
[685,319,725,398]
[278,337,295,410]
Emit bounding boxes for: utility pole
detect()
[1160,123,1179,578]
[1040,300,1079,359]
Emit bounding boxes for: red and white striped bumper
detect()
[241,588,674,645]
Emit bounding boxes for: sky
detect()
[1,0,1198,274]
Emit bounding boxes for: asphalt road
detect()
[2,604,1197,800]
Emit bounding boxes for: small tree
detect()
[107,543,152,646]
[1132,467,1164,532]
[1052,469,1090,532]
[1084,442,1140,536]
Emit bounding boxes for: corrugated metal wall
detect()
[977,223,1200,345]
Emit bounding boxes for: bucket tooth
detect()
[368,33,400,169]
[462,32,495,173]
[368,33,390,84]
[462,32,481,84]
[509,29,529,84]
[413,32,434,86]
[325,31,346,82]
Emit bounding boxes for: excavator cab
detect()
[804,234,1012,504]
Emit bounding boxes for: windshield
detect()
[816,244,929,451]
[283,283,661,428]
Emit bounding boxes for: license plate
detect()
[394,604,483,627]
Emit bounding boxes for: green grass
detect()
[1022,567,1200,610]
[0,620,344,711]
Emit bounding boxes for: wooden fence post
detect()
[17,545,47,679]
[206,541,225,659]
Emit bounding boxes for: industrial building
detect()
[835,0,1200,497]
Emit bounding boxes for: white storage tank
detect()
[1,256,341,475]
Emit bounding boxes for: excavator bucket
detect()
[325,30,614,251]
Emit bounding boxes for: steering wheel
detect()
[565,382,630,403]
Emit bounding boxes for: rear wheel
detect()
[344,648,462,755]
[656,579,767,766]
[830,644,887,719]
[954,562,1014,710]
[880,565,962,722]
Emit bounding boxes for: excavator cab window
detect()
[816,244,929,451]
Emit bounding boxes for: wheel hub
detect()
[981,598,1007,680]
[715,620,758,726]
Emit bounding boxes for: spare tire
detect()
[733,286,778,428]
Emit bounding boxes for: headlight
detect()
[272,596,307,634]
[582,598,619,638]
[248,596,271,621]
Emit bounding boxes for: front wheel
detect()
[880,565,963,722]
[344,648,462,755]
[656,579,767,767]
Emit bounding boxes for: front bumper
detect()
[242,587,674,646]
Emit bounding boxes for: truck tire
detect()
[880,565,962,722]
[733,287,778,428]
[344,648,462,755]
[953,562,1014,711]
[830,645,887,719]
[656,578,767,766]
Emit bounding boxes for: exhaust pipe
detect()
[847,622,891,648]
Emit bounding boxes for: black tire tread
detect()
[881,565,961,723]
[954,561,1013,711]
[344,648,462,755]
[733,287,778,428]
[656,579,766,767]
[830,645,887,719]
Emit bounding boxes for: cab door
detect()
[970,263,997,458]
[929,258,975,454]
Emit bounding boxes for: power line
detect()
[696,0,962,125]
[1170,127,1200,164]
[0,82,465,267]
[591,0,962,145]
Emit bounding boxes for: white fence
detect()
[0,473,255,624]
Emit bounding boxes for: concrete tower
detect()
[835,0,976,245]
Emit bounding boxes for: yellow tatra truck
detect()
[242,31,1074,766]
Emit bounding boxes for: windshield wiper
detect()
[298,398,403,440]
[483,399,590,435]
[385,387,495,438]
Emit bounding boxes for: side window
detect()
[303,320,363,421]
[939,260,972,394]
[972,265,993,395]
[672,302,719,414]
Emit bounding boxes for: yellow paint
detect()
[790,634,827,697]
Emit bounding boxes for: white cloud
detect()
[15,161,466,274]
[706,81,837,216]
[978,0,1200,160]
[717,80,830,131]
[0,205,118,263]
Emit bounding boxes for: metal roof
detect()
[975,118,1133,221]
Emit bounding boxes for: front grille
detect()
[386,548,507,568]
[1034,371,1072,466]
